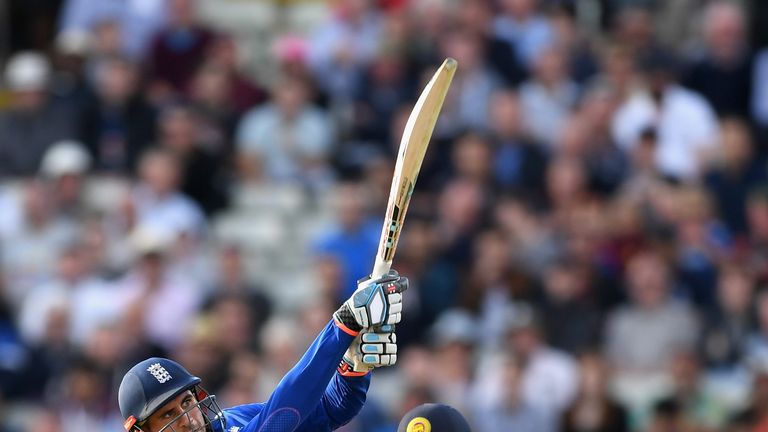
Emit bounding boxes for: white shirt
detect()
[236,105,334,182]
[133,186,206,238]
[473,347,578,418]
[612,85,719,180]
[519,79,578,146]
[17,276,110,345]
[752,49,768,127]
[112,270,202,350]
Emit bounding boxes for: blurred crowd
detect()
[3,0,768,431]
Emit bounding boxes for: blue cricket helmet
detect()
[118,357,224,431]
[398,403,471,432]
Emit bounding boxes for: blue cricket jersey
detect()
[212,320,371,432]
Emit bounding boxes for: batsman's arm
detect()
[294,370,371,431]
[240,320,360,432]
[240,272,407,431]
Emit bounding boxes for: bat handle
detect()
[370,259,395,332]
[371,259,392,280]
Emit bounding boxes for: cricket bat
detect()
[371,58,458,280]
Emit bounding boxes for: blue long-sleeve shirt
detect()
[212,320,371,432]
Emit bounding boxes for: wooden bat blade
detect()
[372,58,457,279]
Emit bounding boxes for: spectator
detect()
[207,294,259,356]
[475,304,578,420]
[350,48,417,149]
[728,372,768,432]
[130,148,206,240]
[201,244,272,342]
[605,250,699,414]
[537,258,601,354]
[429,310,477,416]
[236,74,335,189]
[435,28,503,138]
[597,43,641,101]
[59,0,168,58]
[110,225,202,351]
[562,352,629,432]
[0,181,80,306]
[78,56,155,174]
[492,0,554,70]
[576,83,628,196]
[549,5,599,84]
[434,178,488,268]
[47,356,121,430]
[612,50,720,181]
[447,131,496,191]
[645,398,694,432]
[455,0,526,86]
[752,48,768,137]
[156,104,229,215]
[147,0,216,99]
[0,52,77,177]
[683,2,752,119]
[39,140,92,224]
[492,91,548,191]
[672,186,728,309]
[700,263,756,371]
[50,30,93,111]
[545,156,593,221]
[743,289,768,372]
[462,229,536,349]
[610,6,660,60]
[519,45,579,147]
[473,355,555,432]
[308,0,384,102]
[394,217,459,346]
[745,188,768,286]
[606,252,700,373]
[187,62,240,149]
[312,182,379,300]
[205,36,266,115]
[704,118,767,237]
[663,351,731,429]
[16,242,103,346]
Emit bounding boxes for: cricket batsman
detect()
[118,270,406,432]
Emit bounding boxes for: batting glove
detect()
[338,326,398,376]
[333,270,408,334]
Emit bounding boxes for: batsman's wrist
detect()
[333,304,363,334]
[337,356,370,377]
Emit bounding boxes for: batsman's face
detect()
[145,391,205,432]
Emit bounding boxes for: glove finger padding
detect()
[361,331,397,366]
[338,329,398,376]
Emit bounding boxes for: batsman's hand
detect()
[338,326,398,376]
[333,270,408,333]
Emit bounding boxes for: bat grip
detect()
[370,259,394,333]
[371,259,392,280]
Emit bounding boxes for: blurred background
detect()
[2,0,768,431]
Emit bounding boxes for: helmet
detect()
[118,357,225,431]
[398,403,471,432]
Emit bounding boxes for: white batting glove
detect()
[338,326,398,376]
[333,270,408,333]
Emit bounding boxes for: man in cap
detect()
[0,52,76,176]
[118,270,406,431]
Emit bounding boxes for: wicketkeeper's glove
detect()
[333,270,408,333]
[338,326,398,376]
